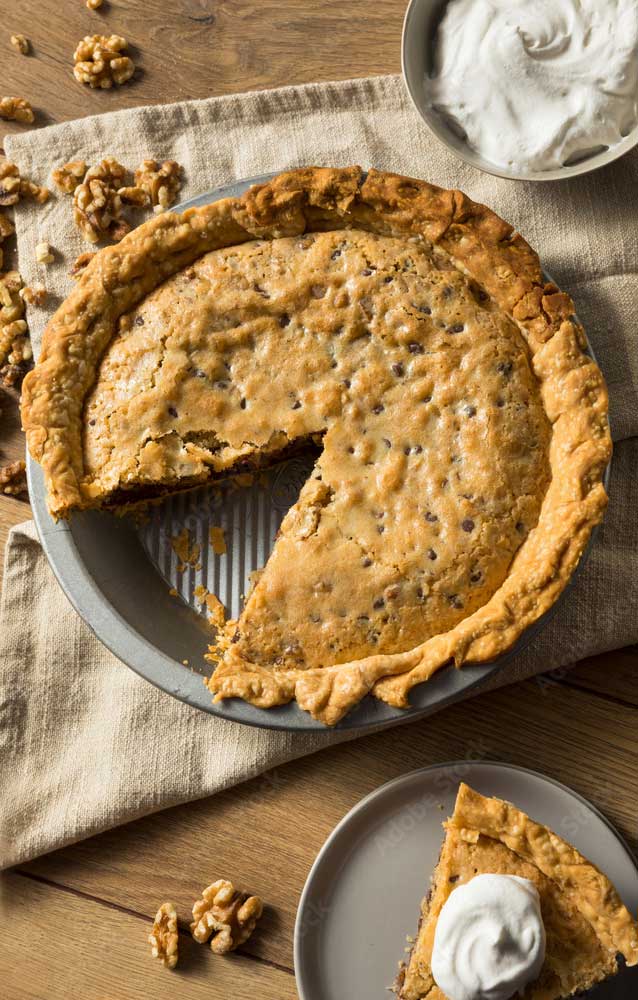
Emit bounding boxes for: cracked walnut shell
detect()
[148,902,179,970]
[0,96,34,123]
[190,879,263,954]
[73,34,135,89]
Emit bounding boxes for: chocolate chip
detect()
[414,444,423,453]
[462,518,475,533]
[413,303,432,315]
[516,521,525,533]
[134,315,144,326]
[422,395,432,404]
[168,406,178,417]
[331,248,342,260]
[279,313,290,327]
[373,597,385,610]
[442,286,453,299]
[497,360,514,378]
[465,404,476,417]
[89,418,96,426]
[403,445,411,455]
[240,398,247,409]
[343,378,351,389]
[449,323,464,334]
[362,267,373,275]
[362,557,372,567]
[231,630,240,643]
[497,398,505,408]
[449,594,463,609]
[408,342,424,354]
[377,525,385,534]
[470,570,482,583]
[425,511,438,523]
[383,438,391,449]
[384,275,393,283]
[292,400,301,410]
[373,403,384,414]
[392,363,405,377]
[449,875,460,884]
[311,284,326,298]
[427,548,437,560]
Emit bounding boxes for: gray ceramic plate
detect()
[27,174,608,732]
[294,761,638,999]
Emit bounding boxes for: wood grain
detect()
[1,4,638,999]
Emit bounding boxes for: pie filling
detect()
[398,784,638,1000]
[21,168,611,725]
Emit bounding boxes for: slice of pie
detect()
[21,167,611,725]
[398,783,638,999]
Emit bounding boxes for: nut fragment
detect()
[0,212,14,269]
[35,241,54,265]
[52,159,87,194]
[73,34,135,89]
[70,251,96,277]
[10,35,30,55]
[86,0,104,8]
[148,902,179,970]
[72,159,131,243]
[0,96,34,123]
[0,162,49,206]
[0,460,27,497]
[190,879,263,954]
[0,270,33,384]
[20,283,47,306]
[121,160,183,213]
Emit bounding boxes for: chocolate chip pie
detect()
[398,783,638,999]
[22,167,611,725]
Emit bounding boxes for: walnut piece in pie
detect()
[20,168,611,725]
[190,879,263,954]
[398,783,638,999]
[148,902,179,970]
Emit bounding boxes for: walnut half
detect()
[148,902,179,970]
[73,34,135,89]
[0,96,34,124]
[190,879,263,954]
[0,460,27,497]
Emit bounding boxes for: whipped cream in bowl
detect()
[431,874,546,1000]
[402,0,638,180]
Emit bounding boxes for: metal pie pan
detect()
[294,761,638,999]
[28,173,610,732]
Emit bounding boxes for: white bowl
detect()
[401,0,638,182]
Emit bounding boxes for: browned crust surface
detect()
[399,783,638,999]
[22,167,611,725]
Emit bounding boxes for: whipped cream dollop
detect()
[431,874,546,1000]
[429,0,638,172]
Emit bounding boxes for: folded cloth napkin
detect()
[2,75,638,870]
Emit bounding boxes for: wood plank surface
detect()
[1,3,638,999]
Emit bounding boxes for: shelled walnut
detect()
[20,284,47,306]
[0,271,32,386]
[148,902,179,970]
[0,96,34,123]
[73,34,135,89]
[0,162,49,206]
[120,160,183,213]
[72,158,131,243]
[190,879,263,954]
[0,460,27,497]
[10,35,30,55]
[70,251,96,277]
[52,159,87,194]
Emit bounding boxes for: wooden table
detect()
[2,4,637,997]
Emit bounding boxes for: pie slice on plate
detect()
[22,167,611,725]
[397,782,638,999]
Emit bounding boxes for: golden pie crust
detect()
[398,783,638,999]
[21,167,611,725]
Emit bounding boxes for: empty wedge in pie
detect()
[397,782,638,998]
[22,167,611,725]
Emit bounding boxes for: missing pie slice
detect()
[21,167,611,725]
[397,783,638,999]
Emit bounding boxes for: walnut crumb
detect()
[209,525,227,556]
[0,460,27,497]
[52,159,87,194]
[73,34,135,89]
[86,0,104,8]
[20,283,47,306]
[35,241,54,265]
[148,902,179,970]
[10,35,30,55]
[190,880,263,954]
[0,96,34,123]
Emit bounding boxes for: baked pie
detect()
[22,167,611,725]
[398,783,638,999]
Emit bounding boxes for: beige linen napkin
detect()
[2,75,638,869]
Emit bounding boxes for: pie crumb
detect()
[170,528,200,568]
[209,525,227,555]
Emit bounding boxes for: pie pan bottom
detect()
[27,174,609,733]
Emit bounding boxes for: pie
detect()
[398,783,638,998]
[22,167,611,725]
